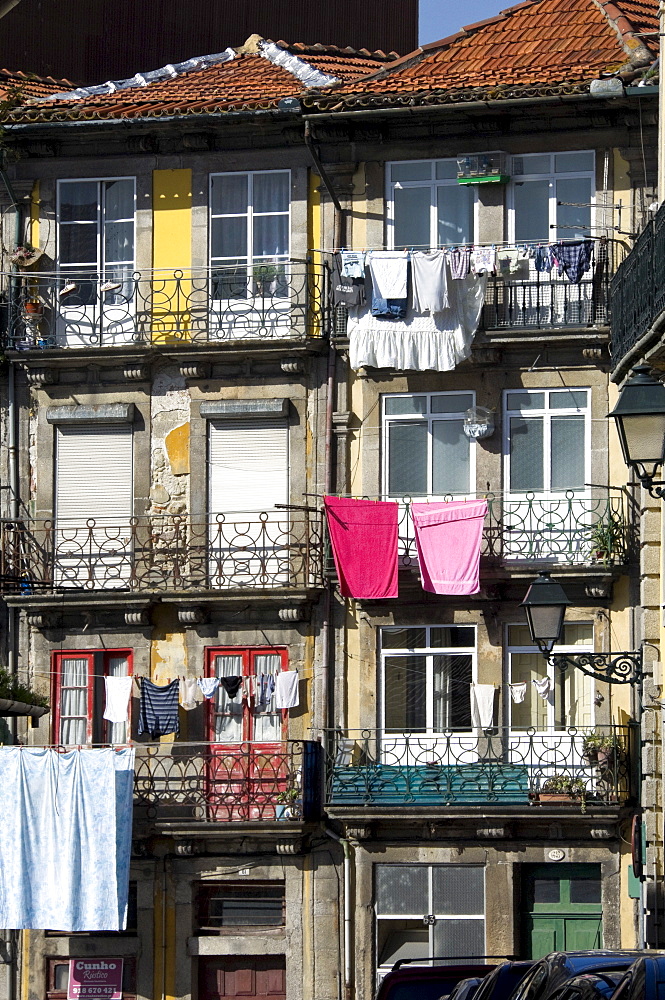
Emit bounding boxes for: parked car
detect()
[544,972,625,1000]
[446,977,486,1000]
[507,952,651,1000]
[608,954,665,1000]
[375,961,493,1000]
[472,962,535,1000]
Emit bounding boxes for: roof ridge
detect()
[589,0,656,65]
[258,39,340,88]
[272,40,399,62]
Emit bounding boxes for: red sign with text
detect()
[67,959,123,1000]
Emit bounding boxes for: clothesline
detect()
[313,236,609,252]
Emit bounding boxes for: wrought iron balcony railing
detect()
[483,240,625,331]
[0,260,330,349]
[133,740,322,824]
[611,204,665,366]
[326,726,634,809]
[0,512,324,594]
[393,488,631,568]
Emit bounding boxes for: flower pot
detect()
[539,792,578,804]
[24,300,42,316]
[275,804,288,820]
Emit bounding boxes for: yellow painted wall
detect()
[29,181,39,250]
[308,169,322,337]
[152,168,192,341]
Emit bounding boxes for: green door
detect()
[523,864,602,959]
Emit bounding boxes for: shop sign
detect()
[67,959,123,1000]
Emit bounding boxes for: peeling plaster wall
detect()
[149,369,191,516]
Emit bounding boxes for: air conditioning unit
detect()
[456,151,510,185]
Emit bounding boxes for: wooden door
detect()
[522,863,602,959]
[199,957,286,1000]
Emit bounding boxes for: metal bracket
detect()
[550,647,643,684]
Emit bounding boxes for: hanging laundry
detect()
[340,250,365,280]
[332,253,365,308]
[533,245,556,273]
[138,679,180,738]
[368,250,409,319]
[103,675,132,725]
[471,684,495,729]
[324,496,398,599]
[496,248,529,280]
[410,250,449,314]
[509,682,527,704]
[0,746,135,930]
[274,671,299,709]
[197,677,221,700]
[219,676,242,699]
[348,273,486,373]
[471,247,496,275]
[411,499,487,595]
[179,678,199,711]
[553,240,594,284]
[532,676,551,700]
[447,247,472,279]
[257,673,276,707]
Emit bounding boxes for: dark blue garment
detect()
[534,245,556,273]
[370,295,408,319]
[138,678,180,738]
[552,240,594,284]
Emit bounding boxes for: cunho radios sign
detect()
[68,960,124,1000]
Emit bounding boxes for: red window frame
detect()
[204,646,289,742]
[52,649,133,745]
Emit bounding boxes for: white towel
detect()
[509,682,527,704]
[532,676,551,700]
[197,677,220,700]
[411,250,449,314]
[103,676,132,724]
[368,250,409,300]
[471,684,495,729]
[180,678,199,711]
[274,671,299,710]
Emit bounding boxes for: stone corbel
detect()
[275,837,304,855]
[180,363,210,380]
[123,364,150,381]
[477,826,509,839]
[177,606,207,626]
[280,357,305,375]
[24,367,57,387]
[278,604,308,623]
[345,823,371,842]
[124,607,151,626]
[26,611,60,630]
[174,838,205,856]
[590,826,614,839]
[585,582,612,600]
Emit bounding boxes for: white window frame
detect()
[386,158,479,248]
[506,623,595,731]
[380,625,477,734]
[375,863,485,975]
[208,168,291,268]
[382,390,477,500]
[508,150,595,242]
[503,387,591,496]
[56,177,136,276]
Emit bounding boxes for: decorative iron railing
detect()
[325,726,634,808]
[484,240,625,330]
[611,206,665,366]
[133,740,322,824]
[0,512,325,594]
[0,260,330,349]
[393,489,631,567]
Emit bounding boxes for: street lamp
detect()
[521,573,643,684]
[608,365,665,497]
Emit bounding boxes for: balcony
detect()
[395,489,631,570]
[0,260,329,350]
[133,740,322,826]
[0,512,324,595]
[483,241,624,333]
[326,726,635,811]
[611,204,665,373]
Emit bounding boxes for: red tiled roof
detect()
[308,0,659,107]
[0,68,75,100]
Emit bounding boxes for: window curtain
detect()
[213,655,243,742]
[252,654,282,741]
[59,658,89,746]
[106,656,129,744]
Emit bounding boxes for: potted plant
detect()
[534,774,587,810]
[582,731,624,771]
[275,787,300,820]
[252,262,281,295]
[589,517,623,564]
[8,244,42,268]
[24,299,43,316]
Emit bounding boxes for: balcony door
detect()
[207,417,289,588]
[503,388,591,561]
[54,424,133,588]
[57,179,136,347]
[206,647,288,821]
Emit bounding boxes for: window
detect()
[507,623,594,729]
[57,179,135,299]
[195,882,285,932]
[504,388,589,495]
[209,170,290,299]
[510,151,595,242]
[53,650,132,745]
[387,159,476,248]
[375,864,484,971]
[206,647,288,743]
[381,626,476,733]
[383,392,476,498]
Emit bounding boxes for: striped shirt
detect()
[138,679,180,738]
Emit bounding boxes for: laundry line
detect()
[311,235,609,253]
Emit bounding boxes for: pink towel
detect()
[325,496,398,599]
[411,500,487,595]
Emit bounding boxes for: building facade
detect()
[0,6,661,1000]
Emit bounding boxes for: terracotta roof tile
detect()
[0,68,75,100]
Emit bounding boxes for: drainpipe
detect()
[303,121,346,249]
[324,827,353,1000]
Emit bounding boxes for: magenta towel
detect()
[412,500,487,595]
[325,496,398,599]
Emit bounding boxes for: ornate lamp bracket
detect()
[550,648,643,685]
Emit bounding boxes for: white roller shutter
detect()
[208,418,288,514]
[56,425,133,522]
